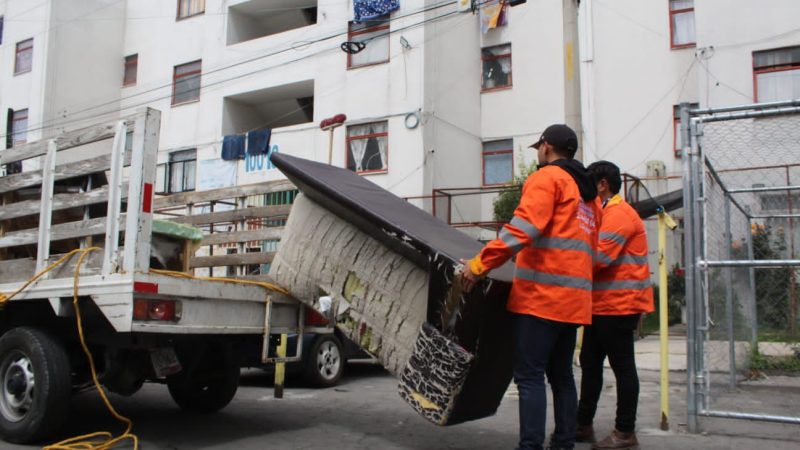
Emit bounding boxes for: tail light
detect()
[305,308,329,326]
[133,299,180,322]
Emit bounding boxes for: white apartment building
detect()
[1,0,798,242]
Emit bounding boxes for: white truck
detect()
[0,108,320,444]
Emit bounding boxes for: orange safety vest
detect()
[470,165,601,325]
[592,194,655,315]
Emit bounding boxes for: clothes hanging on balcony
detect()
[247,128,272,155]
[221,134,246,160]
[354,0,400,22]
[480,0,508,34]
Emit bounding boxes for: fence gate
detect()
[681,100,800,431]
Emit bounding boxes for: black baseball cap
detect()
[530,124,578,156]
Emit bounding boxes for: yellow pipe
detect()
[274,334,287,399]
[657,209,677,431]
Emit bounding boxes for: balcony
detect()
[227,0,317,45]
[222,79,314,134]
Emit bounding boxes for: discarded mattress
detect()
[269,153,515,426]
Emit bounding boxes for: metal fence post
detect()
[680,103,699,432]
[724,193,736,388]
[746,217,758,350]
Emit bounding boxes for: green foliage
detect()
[492,161,538,223]
[733,225,796,333]
[750,347,800,373]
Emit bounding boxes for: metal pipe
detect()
[681,103,698,433]
[724,194,736,389]
[692,98,800,115]
[746,218,758,349]
[700,409,800,425]
[750,214,800,219]
[699,259,800,268]
[699,106,800,123]
[727,185,800,194]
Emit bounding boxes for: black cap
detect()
[530,124,579,156]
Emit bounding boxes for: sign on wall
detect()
[245,144,280,173]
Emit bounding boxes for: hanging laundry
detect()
[456,0,472,13]
[247,128,272,155]
[354,0,400,22]
[221,134,246,160]
[479,0,508,34]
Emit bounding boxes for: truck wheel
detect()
[0,327,71,444]
[304,334,344,387]
[167,346,239,413]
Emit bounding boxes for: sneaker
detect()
[575,424,596,443]
[592,429,639,450]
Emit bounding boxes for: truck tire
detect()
[167,345,239,413]
[304,334,344,387]
[0,327,71,444]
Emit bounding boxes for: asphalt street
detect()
[6,364,800,449]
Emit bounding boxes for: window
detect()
[264,189,299,205]
[669,0,695,49]
[346,121,388,173]
[172,60,201,105]
[483,139,513,185]
[11,109,28,145]
[123,54,138,86]
[347,20,389,69]
[177,0,205,20]
[157,149,196,194]
[753,46,800,103]
[14,38,33,75]
[482,44,512,91]
[673,103,698,157]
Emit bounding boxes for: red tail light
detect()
[133,299,180,322]
[305,308,329,326]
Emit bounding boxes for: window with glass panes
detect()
[753,46,800,103]
[482,44,512,91]
[172,60,201,105]
[347,20,389,69]
[158,149,196,194]
[14,38,33,74]
[123,54,138,86]
[177,0,204,20]
[346,121,388,173]
[11,109,28,145]
[669,0,695,49]
[483,139,513,185]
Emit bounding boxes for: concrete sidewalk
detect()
[569,330,800,448]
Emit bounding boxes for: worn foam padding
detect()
[270,153,515,425]
[152,219,204,241]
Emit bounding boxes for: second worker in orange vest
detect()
[576,161,654,450]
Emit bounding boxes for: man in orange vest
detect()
[575,161,654,450]
[460,124,601,450]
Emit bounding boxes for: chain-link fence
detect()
[682,100,800,431]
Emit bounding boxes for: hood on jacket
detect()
[548,159,598,202]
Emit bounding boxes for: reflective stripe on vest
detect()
[600,231,627,247]
[596,252,648,266]
[593,279,652,291]
[516,267,592,291]
[534,236,594,257]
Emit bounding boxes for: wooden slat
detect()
[199,227,284,246]
[166,205,291,226]
[153,180,295,209]
[0,252,103,284]
[0,216,116,249]
[0,183,128,221]
[0,152,131,194]
[0,117,138,165]
[190,251,275,268]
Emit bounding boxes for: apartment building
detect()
[1,0,798,239]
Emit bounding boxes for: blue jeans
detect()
[513,313,578,450]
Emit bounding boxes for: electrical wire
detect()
[1,0,462,141]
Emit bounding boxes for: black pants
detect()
[577,314,641,433]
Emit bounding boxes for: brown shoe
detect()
[592,429,639,450]
[575,424,596,443]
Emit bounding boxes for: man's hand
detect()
[458,259,479,293]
